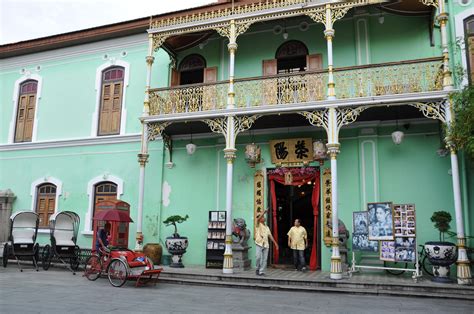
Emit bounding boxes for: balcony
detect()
[148,58,443,116]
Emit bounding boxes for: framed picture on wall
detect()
[368,202,394,240]
[380,241,395,261]
[353,211,369,234]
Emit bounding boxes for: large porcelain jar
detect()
[165,236,189,268]
[424,241,457,283]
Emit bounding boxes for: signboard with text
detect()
[269,138,313,166]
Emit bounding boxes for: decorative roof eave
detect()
[147,0,388,41]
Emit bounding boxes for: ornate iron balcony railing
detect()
[149,58,443,116]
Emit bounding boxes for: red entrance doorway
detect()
[268,167,320,270]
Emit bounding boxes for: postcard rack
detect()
[205,211,227,269]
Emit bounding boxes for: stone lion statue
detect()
[232,218,251,248]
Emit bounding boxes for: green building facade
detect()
[0,0,473,284]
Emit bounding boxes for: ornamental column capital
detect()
[138,153,149,166]
[326,143,340,158]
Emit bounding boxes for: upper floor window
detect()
[14,80,38,143]
[262,40,321,76]
[98,67,124,136]
[36,183,56,227]
[276,40,309,74]
[171,54,217,86]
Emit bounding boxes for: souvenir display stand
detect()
[348,203,422,282]
[205,211,227,269]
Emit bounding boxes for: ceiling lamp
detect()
[186,133,197,155]
[391,130,404,145]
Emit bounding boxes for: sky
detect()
[0,0,217,45]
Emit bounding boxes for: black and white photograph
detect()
[368,202,394,240]
[393,204,416,238]
[352,233,379,252]
[207,241,213,249]
[380,241,396,261]
[211,211,218,222]
[218,211,226,222]
[395,237,416,262]
[353,211,369,234]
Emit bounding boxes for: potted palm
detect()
[424,211,457,283]
[163,214,189,268]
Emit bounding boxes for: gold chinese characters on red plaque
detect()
[254,170,264,239]
[269,138,313,166]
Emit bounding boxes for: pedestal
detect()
[232,245,251,271]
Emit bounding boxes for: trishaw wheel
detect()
[2,243,9,268]
[70,246,81,271]
[84,255,102,281]
[107,259,128,287]
[42,245,52,270]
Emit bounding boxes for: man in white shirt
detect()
[254,211,278,276]
[287,219,308,271]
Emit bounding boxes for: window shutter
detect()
[468,36,474,84]
[23,94,36,141]
[262,59,277,76]
[203,67,218,83]
[170,68,180,87]
[306,54,323,71]
[14,95,28,142]
[110,82,123,134]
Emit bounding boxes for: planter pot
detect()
[424,241,457,283]
[165,236,188,268]
[143,243,163,265]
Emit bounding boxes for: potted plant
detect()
[163,214,189,268]
[424,211,457,283]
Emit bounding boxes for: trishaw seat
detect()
[54,230,75,246]
[12,229,35,244]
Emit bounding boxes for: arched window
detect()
[178,54,206,85]
[465,15,474,85]
[98,67,124,136]
[276,40,309,74]
[92,181,118,219]
[36,183,56,227]
[15,80,38,142]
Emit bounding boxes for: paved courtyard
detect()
[1,266,473,313]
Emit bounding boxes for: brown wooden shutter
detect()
[262,59,277,76]
[98,82,122,135]
[469,36,474,84]
[15,94,36,142]
[15,95,28,142]
[203,67,218,83]
[37,195,55,228]
[262,60,278,105]
[170,68,180,87]
[110,82,122,134]
[306,54,323,71]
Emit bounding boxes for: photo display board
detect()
[206,211,226,268]
[352,203,417,262]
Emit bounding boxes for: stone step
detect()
[158,271,474,299]
[158,276,474,300]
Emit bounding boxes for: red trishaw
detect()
[83,200,162,287]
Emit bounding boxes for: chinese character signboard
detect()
[269,138,313,166]
[322,168,333,247]
[254,170,264,239]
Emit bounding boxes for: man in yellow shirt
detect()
[287,219,308,271]
[255,212,278,276]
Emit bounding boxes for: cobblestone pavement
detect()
[0,266,473,314]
